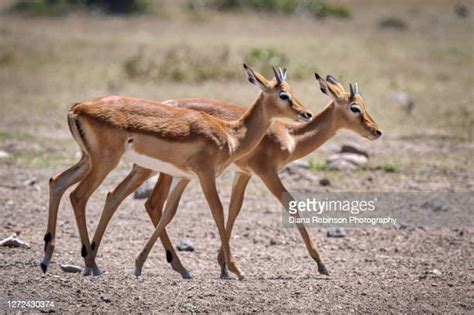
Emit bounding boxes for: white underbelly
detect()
[123,149,195,179]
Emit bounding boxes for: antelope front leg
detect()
[134,178,190,277]
[217,172,252,279]
[257,168,329,276]
[89,165,154,270]
[198,172,244,280]
[144,173,192,279]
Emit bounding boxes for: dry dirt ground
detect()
[0,161,473,313]
[0,0,473,313]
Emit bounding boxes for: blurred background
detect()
[0,0,473,186]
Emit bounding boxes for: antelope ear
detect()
[315,73,338,101]
[244,64,270,91]
[315,73,329,95]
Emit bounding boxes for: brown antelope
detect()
[40,65,313,279]
[88,73,382,279]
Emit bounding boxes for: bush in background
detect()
[123,46,240,83]
[8,0,152,16]
[123,46,319,83]
[198,0,351,19]
[378,16,407,30]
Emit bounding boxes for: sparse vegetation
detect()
[123,46,318,82]
[244,48,288,78]
[8,0,154,16]
[378,163,402,173]
[379,16,407,30]
[309,158,328,171]
[200,0,351,18]
[123,46,240,83]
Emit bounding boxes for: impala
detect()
[88,73,382,279]
[41,65,313,279]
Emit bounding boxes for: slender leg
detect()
[89,165,154,264]
[217,172,252,279]
[41,155,90,273]
[145,174,191,279]
[257,169,329,276]
[69,158,120,276]
[145,173,172,225]
[134,178,190,277]
[198,172,243,280]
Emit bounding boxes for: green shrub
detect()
[319,2,351,18]
[379,17,407,30]
[8,0,70,16]
[85,0,151,14]
[8,0,153,16]
[309,158,328,171]
[378,163,402,173]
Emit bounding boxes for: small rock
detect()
[269,239,277,246]
[327,158,358,171]
[396,223,411,230]
[23,177,38,186]
[134,175,158,199]
[0,150,10,159]
[0,234,29,248]
[340,143,369,158]
[319,178,331,186]
[60,264,83,273]
[282,160,309,175]
[419,269,442,280]
[176,240,194,252]
[327,227,346,238]
[329,153,368,167]
[327,153,368,171]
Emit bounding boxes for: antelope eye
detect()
[350,104,361,113]
[279,92,290,101]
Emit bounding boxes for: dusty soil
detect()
[0,162,472,313]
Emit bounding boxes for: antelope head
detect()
[244,64,313,122]
[315,73,382,140]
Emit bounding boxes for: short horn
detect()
[281,68,287,82]
[272,67,282,84]
[349,83,355,98]
[354,82,360,95]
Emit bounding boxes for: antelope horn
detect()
[272,67,286,84]
[354,82,360,95]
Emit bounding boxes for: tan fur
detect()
[41,65,312,279]
[86,74,382,278]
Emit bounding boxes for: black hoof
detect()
[40,263,48,273]
[220,271,231,280]
[318,263,330,276]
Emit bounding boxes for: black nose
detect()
[375,130,383,137]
